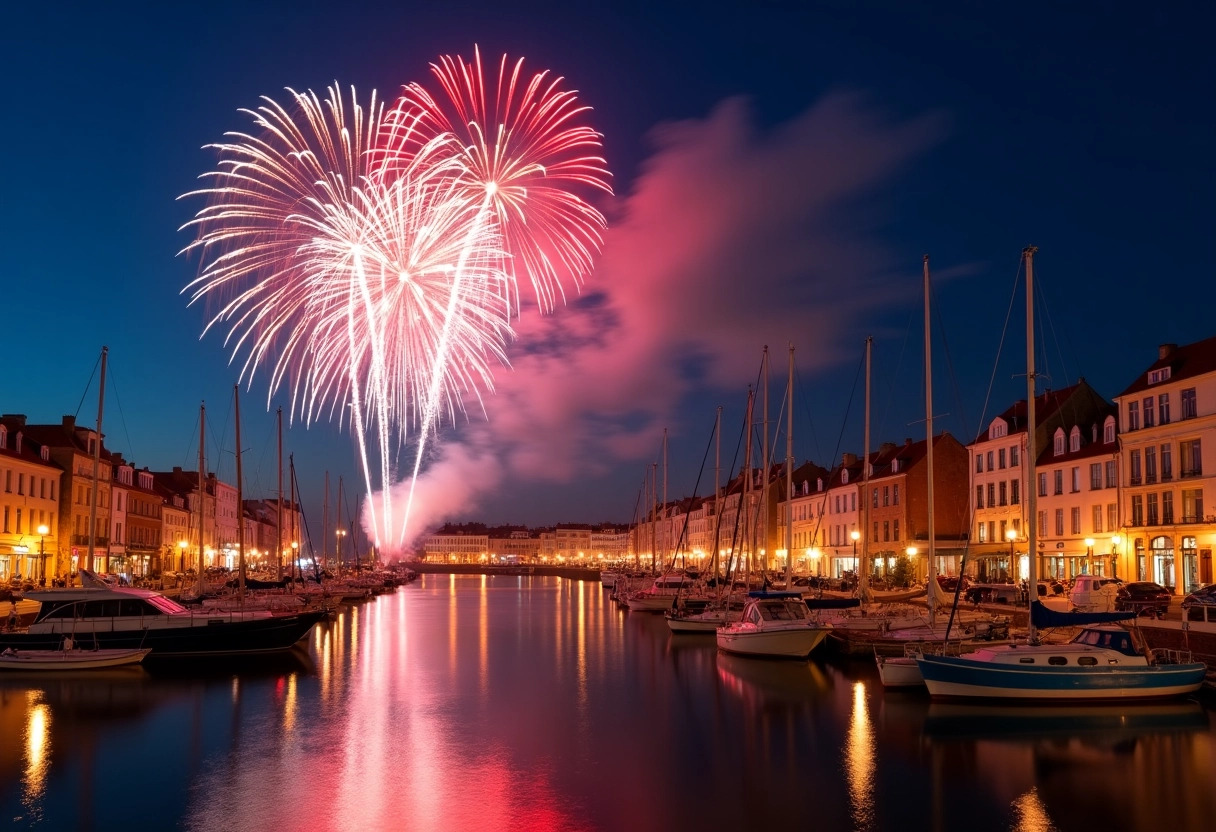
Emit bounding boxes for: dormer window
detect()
[817,477,824,492]
[1053,429,1066,456]
[842,470,850,484]
[0,425,6,449]
[41,446,50,461]
[990,421,1007,439]
[1069,426,1081,453]
[1148,367,1172,385]
[13,432,20,454]
[1104,416,1116,444]
[891,459,899,473]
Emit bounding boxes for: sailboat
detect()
[715,346,833,659]
[916,247,1207,700]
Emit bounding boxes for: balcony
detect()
[71,534,111,547]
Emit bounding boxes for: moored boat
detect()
[0,645,150,671]
[0,585,325,658]
[715,591,832,658]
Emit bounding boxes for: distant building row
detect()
[419,522,631,564]
[0,414,305,582]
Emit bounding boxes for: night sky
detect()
[4,2,1213,545]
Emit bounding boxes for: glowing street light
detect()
[1111,534,1122,579]
[178,539,188,572]
[1085,536,1095,575]
[37,524,49,586]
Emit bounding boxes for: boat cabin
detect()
[1069,626,1142,657]
[28,588,188,624]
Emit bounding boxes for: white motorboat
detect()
[715,592,832,658]
[625,574,698,612]
[0,645,150,671]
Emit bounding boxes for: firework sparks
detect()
[182,51,610,551]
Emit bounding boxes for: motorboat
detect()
[715,591,832,658]
[0,645,151,671]
[666,596,745,634]
[0,584,325,658]
[625,573,699,612]
[916,622,1207,700]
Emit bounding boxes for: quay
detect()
[404,561,601,582]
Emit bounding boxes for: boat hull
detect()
[0,647,150,671]
[0,610,325,659]
[917,654,1207,700]
[876,655,924,687]
[716,626,830,658]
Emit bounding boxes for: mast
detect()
[663,428,669,570]
[1024,246,1039,642]
[714,405,722,580]
[762,345,769,574]
[276,407,283,581]
[785,343,794,587]
[289,453,297,579]
[196,402,205,598]
[744,386,754,580]
[323,471,329,575]
[860,336,872,604]
[235,385,246,601]
[87,346,107,575]
[924,256,937,625]
[336,475,344,578]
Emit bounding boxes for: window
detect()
[1143,397,1155,428]
[1161,444,1172,481]
[1011,479,1020,505]
[1147,493,1159,525]
[987,482,995,507]
[1010,445,1019,466]
[893,519,899,540]
[1054,470,1063,495]
[1071,467,1081,493]
[1162,491,1174,524]
[976,485,984,509]
[1037,511,1047,539]
[1181,387,1197,420]
[1071,507,1081,535]
[1038,473,1048,497]
[986,451,994,471]
[1053,430,1065,456]
[999,481,1007,506]
[1182,489,1204,523]
[1130,450,1142,485]
[872,488,878,508]
[1128,400,1139,431]
[873,522,879,543]
[1145,446,1157,484]
[1093,505,1103,534]
[998,448,1006,469]
[1054,509,1064,536]
[1106,460,1117,488]
[1104,419,1116,444]
[893,484,899,506]
[1107,503,1117,532]
[1069,427,1081,453]
[1159,394,1170,426]
[1090,463,1102,490]
[977,521,988,542]
[883,521,890,542]
[1181,439,1202,477]
[975,454,983,474]
[1132,495,1143,527]
[882,486,889,507]
[1148,367,1172,385]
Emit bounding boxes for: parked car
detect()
[1115,581,1172,617]
[1182,584,1216,607]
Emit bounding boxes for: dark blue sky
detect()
[3,2,1213,541]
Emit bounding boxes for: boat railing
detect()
[1150,647,1195,665]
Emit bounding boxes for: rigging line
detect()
[876,292,920,441]
[803,342,867,550]
[976,253,1026,444]
[722,388,752,585]
[667,414,717,574]
[793,365,824,464]
[930,273,977,447]
[179,405,204,471]
[104,366,137,465]
[72,350,103,420]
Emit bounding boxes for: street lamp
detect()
[336,529,347,573]
[906,546,918,584]
[1110,534,1121,579]
[178,540,188,573]
[850,529,860,569]
[1005,527,1017,580]
[810,547,821,577]
[37,524,49,586]
[1085,537,1095,576]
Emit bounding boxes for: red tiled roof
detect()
[1117,334,1216,398]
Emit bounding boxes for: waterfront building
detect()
[1114,338,1216,594]
[151,468,217,571]
[967,380,1111,584]
[589,524,629,562]
[17,415,115,577]
[0,416,63,582]
[214,478,240,569]
[824,453,863,579]
[424,524,490,563]
[160,487,191,572]
[784,462,832,576]
[121,463,164,577]
[110,454,130,575]
[488,527,539,563]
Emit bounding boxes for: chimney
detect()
[1,414,27,427]
[62,414,76,432]
[842,452,858,466]
[1158,343,1177,360]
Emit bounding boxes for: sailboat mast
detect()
[924,256,936,624]
[87,346,107,576]
[663,428,669,571]
[715,405,722,579]
[276,407,283,581]
[785,344,794,586]
[1024,246,1039,640]
[323,471,329,575]
[196,402,205,597]
[860,337,872,603]
[235,385,245,601]
[744,386,754,579]
[336,475,344,578]
[762,345,770,575]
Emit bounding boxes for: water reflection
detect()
[846,681,876,831]
[0,577,1213,832]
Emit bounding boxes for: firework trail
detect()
[381,47,613,545]
[182,50,610,552]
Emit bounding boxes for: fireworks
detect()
[181,50,611,549]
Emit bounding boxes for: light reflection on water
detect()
[0,574,1211,831]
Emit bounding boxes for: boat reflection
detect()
[715,650,832,708]
[923,700,1209,746]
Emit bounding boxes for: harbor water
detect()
[3,574,1215,831]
